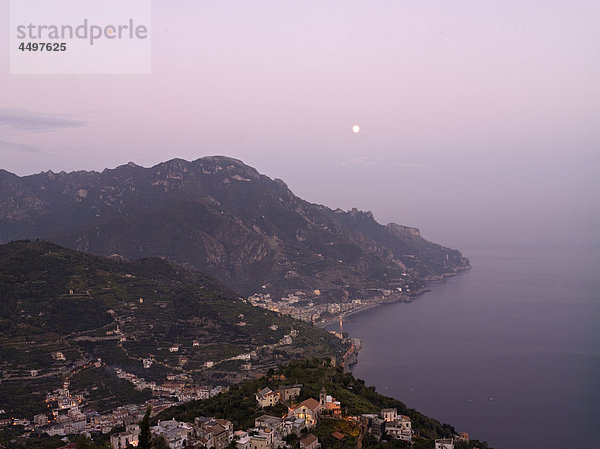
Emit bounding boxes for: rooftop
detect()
[331,431,345,440]
[297,398,320,411]
[300,433,318,445]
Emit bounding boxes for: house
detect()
[249,434,270,449]
[382,410,412,442]
[381,408,397,422]
[398,415,411,431]
[299,433,319,449]
[281,417,306,437]
[46,426,65,436]
[152,419,193,449]
[278,384,302,401]
[233,430,248,439]
[384,422,412,442]
[205,423,230,449]
[319,387,341,417]
[255,415,283,433]
[360,414,384,440]
[435,439,454,449]
[235,435,251,449]
[110,424,140,449]
[33,414,48,426]
[30,369,39,377]
[255,387,279,408]
[456,432,469,442]
[214,419,233,433]
[195,418,233,449]
[87,410,101,425]
[292,398,321,426]
[13,418,30,426]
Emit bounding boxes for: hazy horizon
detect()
[1,0,599,251]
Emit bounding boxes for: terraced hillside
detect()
[0,240,348,416]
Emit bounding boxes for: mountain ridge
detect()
[0,156,470,298]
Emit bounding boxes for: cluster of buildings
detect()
[110,413,322,449]
[110,384,340,449]
[248,287,408,325]
[248,292,367,324]
[111,418,228,449]
[360,408,413,442]
[233,414,319,449]
[255,384,299,407]
[113,367,224,401]
[1,373,211,440]
[255,385,341,419]
[108,384,419,449]
[1,375,476,449]
[433,433,471,449]
[21,394,174,438]
[359,410,470,449]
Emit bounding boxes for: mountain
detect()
[0,157,469,298]
[0,240,347,416]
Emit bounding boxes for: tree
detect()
[139,406,152,449]
[75,435,95,449]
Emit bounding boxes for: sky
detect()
[1,0,599,250]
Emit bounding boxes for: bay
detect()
[328,246,600,449]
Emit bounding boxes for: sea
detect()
[328,245,600,449]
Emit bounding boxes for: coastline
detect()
[318,289,429,369]
[317,291,424,330]
[322,267,471,368]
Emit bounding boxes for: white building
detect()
[110,424,140,449]
[435,438,454,449]
[152,419,193,449]
[255,387,279,408]
[381,408,397,422]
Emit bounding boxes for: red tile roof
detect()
[298,398,320,411]
[300,433,318,446]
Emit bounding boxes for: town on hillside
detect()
[1,376,476,449]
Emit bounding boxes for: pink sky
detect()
[1,0,599,248]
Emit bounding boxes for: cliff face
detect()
[328,208,470,280]
[0,157,469,296]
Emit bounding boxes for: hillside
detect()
[0,157,469,299]
[0,241,348,417]
[158,358,493,449]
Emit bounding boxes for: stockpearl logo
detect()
[10,0,151,74]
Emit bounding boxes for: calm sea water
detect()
[329,246,600,449]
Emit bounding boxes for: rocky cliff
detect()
[0,157,469,298]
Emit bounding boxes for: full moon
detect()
[352,125,360,134]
